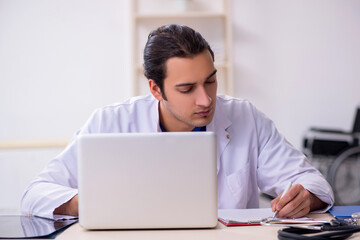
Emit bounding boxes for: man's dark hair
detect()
[143,24,214,100]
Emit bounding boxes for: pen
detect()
[273,181,292,218]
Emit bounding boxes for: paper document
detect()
[218,208,313,226]
[218,208,273,225]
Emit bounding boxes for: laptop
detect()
[77,132,218,229]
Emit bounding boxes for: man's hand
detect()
[53,194,78,216]
[270,184,327,218]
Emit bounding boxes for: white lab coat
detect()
[21,95,334,219]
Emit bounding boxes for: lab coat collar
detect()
[150,95,232,173]
[207,100,232,174]
[147,95,161,132]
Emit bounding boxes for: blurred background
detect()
[1,0,360,213]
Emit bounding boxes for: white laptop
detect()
[77,132,218,229]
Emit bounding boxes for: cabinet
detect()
[131,0,233,96]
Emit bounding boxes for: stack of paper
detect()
[218,208,315,226]
[218,208,274,226]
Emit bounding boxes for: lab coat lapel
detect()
[207,101,232,174]
[149,95,161,132]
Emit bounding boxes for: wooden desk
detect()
[56,213,360,240]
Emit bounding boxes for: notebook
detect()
[77,132,218,229]
[329,206,360,220]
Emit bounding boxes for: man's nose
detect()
[195,87,211,107]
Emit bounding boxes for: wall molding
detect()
[0,139,69,150]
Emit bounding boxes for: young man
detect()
[21,24,334,219]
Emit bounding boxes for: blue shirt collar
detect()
[159,123,206,132]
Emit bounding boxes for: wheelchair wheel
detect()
[327,146,360,205]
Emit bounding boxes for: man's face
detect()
[150,50,217,132]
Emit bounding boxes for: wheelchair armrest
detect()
[310,127,350,134]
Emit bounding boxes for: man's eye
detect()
[179,88,192,93]
[206,79,216,84]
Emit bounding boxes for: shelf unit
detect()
[131,0,233,96]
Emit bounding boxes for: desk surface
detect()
[55,213,360,240]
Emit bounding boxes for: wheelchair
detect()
[303,108,360,206]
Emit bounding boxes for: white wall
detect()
[0,0,132,212]
[0,148,63,214]
[1,0,360,212]
[0,0,132,141]
[232,0,360,148]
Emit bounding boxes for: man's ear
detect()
[149,79,164,101]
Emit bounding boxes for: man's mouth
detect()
[196,108,211,117]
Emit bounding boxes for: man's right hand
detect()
[53,194,78,216]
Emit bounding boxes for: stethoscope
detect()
[259,213,360,240]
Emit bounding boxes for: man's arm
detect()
[53,194,79,216]
[270,184,327,218]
